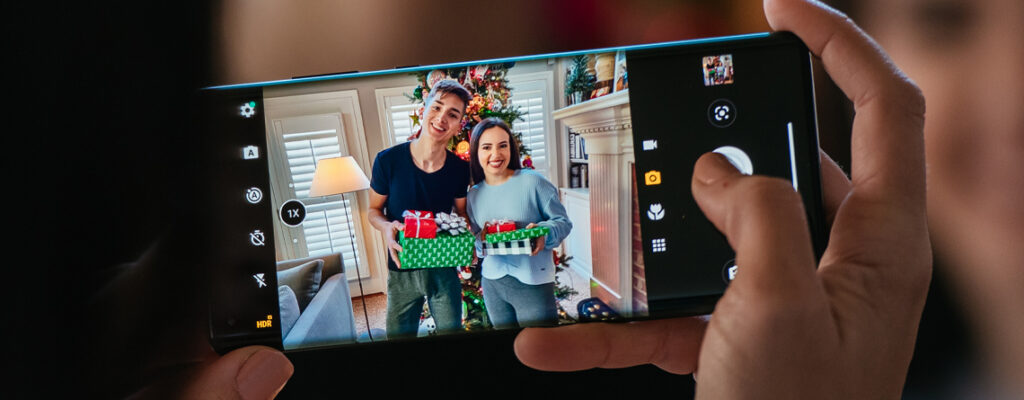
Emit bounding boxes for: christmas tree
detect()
[407,64,530,161]
[407,63,534,332]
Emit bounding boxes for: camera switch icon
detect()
[723,259,739,283]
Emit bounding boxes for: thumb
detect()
[690,152,818,298]
[182,346,293,400]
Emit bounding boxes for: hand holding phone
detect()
[515,1,930,399]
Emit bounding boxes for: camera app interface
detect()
[628,39,820,311]
[206,34,820,351]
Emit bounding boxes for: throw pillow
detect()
[278,285,300,338]
[276,259,323,312]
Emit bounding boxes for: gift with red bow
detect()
[485,218,516,235]
[402,210,436,239]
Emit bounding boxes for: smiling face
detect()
[477,126,512,177]
[421,92,466,143]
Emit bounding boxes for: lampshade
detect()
[308,156,371,196]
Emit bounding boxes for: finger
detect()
[514,317,707,374]
[525,223,538,229]
[531,237,545,256]
[691,152,819,297]
[393,221,404,231]
[389,247,401,268]
[819,149,851,228]
[765,0,926,210]
[390,241,403,253]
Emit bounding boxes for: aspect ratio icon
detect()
[644,170,662,185]
[245,187,263,204]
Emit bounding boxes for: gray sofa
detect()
[276,253,357,349]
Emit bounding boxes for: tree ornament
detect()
[426,70,447,89]
[456,140,470,158]
[522,155,534,169]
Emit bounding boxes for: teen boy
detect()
[368,79,473,339]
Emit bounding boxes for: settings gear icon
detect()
[239,101,257,118]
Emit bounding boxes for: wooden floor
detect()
[348,266,594,341]
[350,293,386,341]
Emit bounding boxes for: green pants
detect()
[385,268,463,339]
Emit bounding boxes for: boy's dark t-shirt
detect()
[370,141,470,271]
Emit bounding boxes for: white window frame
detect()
[375,85,419,149]
[264,90,385,295]
[507,71,558,183]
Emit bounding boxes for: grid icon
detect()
[651,238,667,253]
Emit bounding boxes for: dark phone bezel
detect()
[632,31,827,316]
[202,31,826,354]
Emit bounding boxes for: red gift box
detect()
[485,220,516,234]
[403,210,436,239]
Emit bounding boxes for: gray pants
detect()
[385,268,463,339]
[482,275,557,329]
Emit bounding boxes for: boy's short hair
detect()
[425,78,472,112]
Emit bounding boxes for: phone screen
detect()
[202,32,824,352]
[628,34,825,314]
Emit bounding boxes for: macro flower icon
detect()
[647,203,665,221]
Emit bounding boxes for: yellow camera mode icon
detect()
[644,170,662,185]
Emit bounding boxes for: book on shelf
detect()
[568,132,577,160]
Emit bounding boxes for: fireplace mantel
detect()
[553,90,635,314]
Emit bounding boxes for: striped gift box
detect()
[482,239,533,256]
[485,226,550,244]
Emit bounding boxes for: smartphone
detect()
[201,31,826,353]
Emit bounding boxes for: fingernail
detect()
[237,349,293,400]
[695,152,738,185]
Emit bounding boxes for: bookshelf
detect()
[551,89,634,312]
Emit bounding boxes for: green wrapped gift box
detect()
[485,226,550,244]
[398,230,474,269]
